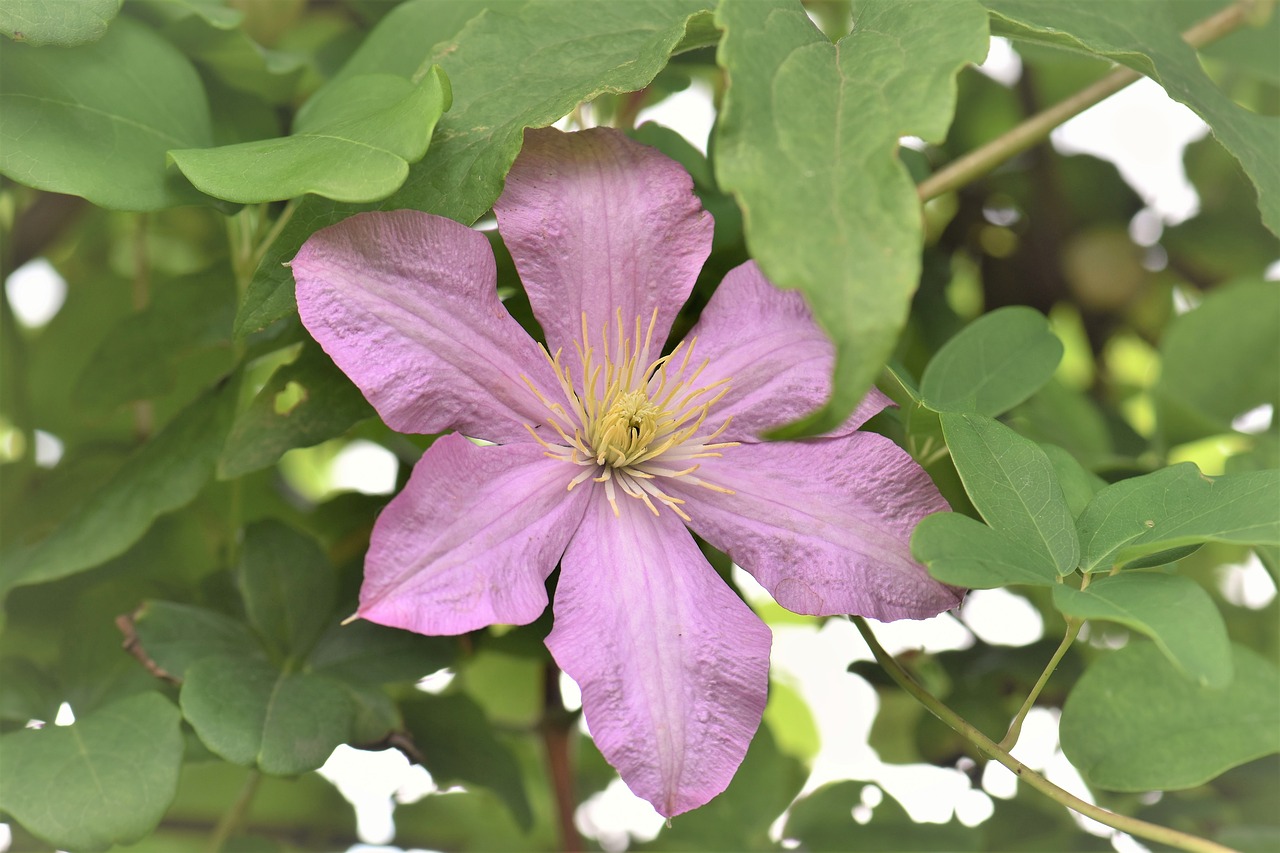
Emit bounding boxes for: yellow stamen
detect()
[521,308,736,519]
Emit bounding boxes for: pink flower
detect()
[292,127,961,817]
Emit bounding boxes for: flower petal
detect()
[293,210,555,443]
[495,127,714,354]
[546,494,771,817]
[685,261,892,441]
[671,434,963,621]
[358,434,591,635]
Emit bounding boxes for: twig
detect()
[542,661,583,853]
[851,616,1238,853]
[999,616,1081,750]
[207,769,262,853]
[917,0,1263,202]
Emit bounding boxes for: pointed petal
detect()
[670,434,963,621]
[358,434,591,635]
[495,127,713,354]
[547,495,771,817]
[293,210,556,443]
[685,261,892,441]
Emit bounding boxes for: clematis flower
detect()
[292,127,961,817]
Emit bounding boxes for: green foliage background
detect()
[0,1,1277,851]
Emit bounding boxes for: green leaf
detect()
[921,306,1063,416]
[238,520,336,659]
[941,412,1080,574]
[0,692,182,852]
[235,0,712,337]
[1077,463,1280,572]
[1061,642,1280,791]
[1154,279,1280,445]
[74,271,235,409]
[785,780,979,851]
[714,0,989,435]
[985,0,1280,237]
[0,15,212,209]
[133,0,303,105]
[1039,442,1104,519]
[180,655,353,775]
[308,619,455,686]
[169,69,449,204]
[401,693,533,830]
[0,377,239,596]
[1051,572,1232,687]
[130,600,265,680]
[219,341,373,478]
[912,511,1061,588]
[0,0,120,46]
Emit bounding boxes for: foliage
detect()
[0,0,1276,851]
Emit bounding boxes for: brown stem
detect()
[542,661,583,853]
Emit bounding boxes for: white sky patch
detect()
[319,746,435,845]
[559,670,583,712]
[5,257,67,328]
[331,440,399,495]
[976,37,1023,87]
[33,430,64,468]
[1232,403,1274,435]
[1052,77,1209,224]
[983,760,1019,800]
[1265,259,1280,280]
[54,702,75,727]
[576,778,665,853]
[414,668,455,695]
[1218,552,1277,609]
[962,588,1044,646]
[636,77,716,154]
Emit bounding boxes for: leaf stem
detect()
[850,616,1239,853]
[916,0,1263,202]
[207,768,261,853]
[998,616,1081,750]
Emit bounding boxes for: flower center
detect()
[522,309,737,520]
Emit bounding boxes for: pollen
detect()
[523,308,737,520]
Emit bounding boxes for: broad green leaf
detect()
[1077,463,1280,572]
[73,271,235,409]
[1154,280,1280,446]
[0,657,61,723]
[921,306,1063,415]
[985,1,1280,236]
[161,763,356,846]
[642,726,806,852]
[1051,572,1232,687]
[238,520,336,658]
[784,781,979,852]
[941,412,1080,574]
[0,0,120,46]
[132,0,303,105]
[912,511,1060,588]
[219,341,374,478]
[1039,443,1104,519]
[401,693,533,830]
[1061,642,1280,791]
[0,692,182,852]
[0,377,239,596]
[308,619,455,686]
[763,677,820,763]
[169,69,449,204]
[0,16,212,209]
[130,600,265,680]
[714,0,989,435]
[180,654,353,775]
[235,0,711,337]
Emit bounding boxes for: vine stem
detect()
[542,662,583,853]
[850,616,1239,853]
[998,616,1081,751]
[916,0,1264,202]
[207,769,261,853]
